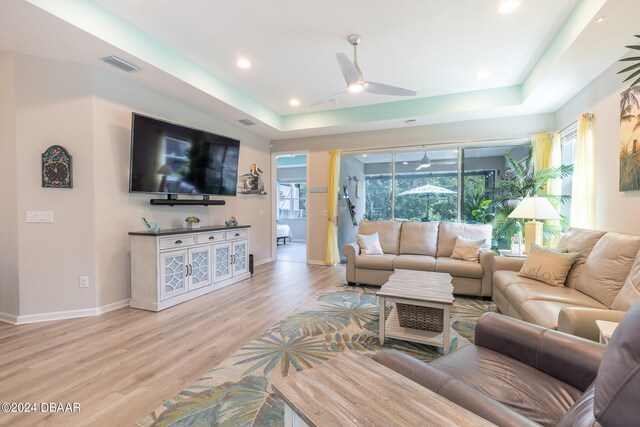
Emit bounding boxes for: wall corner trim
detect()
[4,299,131,325]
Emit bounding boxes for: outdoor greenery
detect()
[363,172,490,222]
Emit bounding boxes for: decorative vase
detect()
[187,222,200,230]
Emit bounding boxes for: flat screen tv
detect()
[129,113,240,196]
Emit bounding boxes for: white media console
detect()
[129,225,251,311]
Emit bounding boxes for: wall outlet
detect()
[320,210,328,217]
[259,210,264,217]
[26,211,54,223]
[79,276,89,288]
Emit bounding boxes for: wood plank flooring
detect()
[0,261,345,427]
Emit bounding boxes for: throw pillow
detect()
[450,236,486,262]
[356,232,384,255]
[518,243,579,287]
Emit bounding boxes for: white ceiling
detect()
[0,0,638,140]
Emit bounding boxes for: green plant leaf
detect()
[620,56,640,62]
[623,68,640,83]
[619,62,640,74]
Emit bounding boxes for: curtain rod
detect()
[337,136,531,154]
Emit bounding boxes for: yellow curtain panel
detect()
[570,114,596,229]
[532,132,551,194]
[325,150,341,265]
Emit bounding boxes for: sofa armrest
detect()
[343,242,360,284]
[492,256,526,273]
[373,349,538,427]
[558,307,626,342]
[478,251,495,297]
[475,312,604,391]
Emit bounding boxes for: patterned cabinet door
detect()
[160,249,188,300]
[213,242,232,282]
[232,239,249,276]
[188,246,211,290]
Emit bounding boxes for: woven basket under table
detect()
[395,303,444,332]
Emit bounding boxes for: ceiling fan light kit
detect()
[311,34,417,106]
[417,151,432,170]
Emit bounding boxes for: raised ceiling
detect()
[0,0,638,139]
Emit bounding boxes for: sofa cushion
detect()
[436,222,492,258]
[354,254,395,270]
[392,255,436,272]
[493,270,547,296]
[358,220,402,255]
[594,303,640,426]
[450,237,485,262]
[505,283,608,310]
[356,232,384,255]
[429,345,582,427]
[575,232,640,308]
[519,300,597,330]
[611,249,640,311]
[399,221,439,256]
[517,243,579,287]
[435,257,483,279]
[557,228,606,289]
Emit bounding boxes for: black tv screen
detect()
[129,113,240,196]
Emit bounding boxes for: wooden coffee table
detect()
[377,269,454,354]
[272,351,495,427]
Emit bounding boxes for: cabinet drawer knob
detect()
[235,233,240,237]
[175,240,183,244]
[209,236,215,240]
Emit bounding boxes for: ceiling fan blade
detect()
[336,53,359,86]
[310,91,346,107]
[365,82,417,97]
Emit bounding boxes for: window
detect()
[560,124,578,219]
[278,181,306,219]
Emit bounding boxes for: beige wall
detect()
[0,54,20,318]
[272,113,555,262]
[15,55,98,316]
[555,62,640,234]
[1,54,272,320]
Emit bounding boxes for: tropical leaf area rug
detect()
[139,284,496,427]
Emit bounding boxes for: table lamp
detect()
[508,195,560,253]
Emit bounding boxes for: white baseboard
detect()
[307,260,326,265]
[0,311,18,325]
[96,299,131,315]
[1,299,132,325]
[255,257,272,266]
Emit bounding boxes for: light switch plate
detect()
[26,211,54,223]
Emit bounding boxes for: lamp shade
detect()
[508,195,560,220]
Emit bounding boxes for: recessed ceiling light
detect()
[596,16,606,23]
[237,58,251,69]
[499,0,520,14]
[362,154,368,158]
[289,99,300,106]
[477,69,491,80]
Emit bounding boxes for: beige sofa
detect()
[343,220,494,297]
[493,228,640,341]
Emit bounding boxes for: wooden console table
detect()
[272,351,495,427]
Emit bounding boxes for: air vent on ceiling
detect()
[238,119,256,126]
[101,55,141,72]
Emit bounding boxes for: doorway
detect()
[275,153,308,263]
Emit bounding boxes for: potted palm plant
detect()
[490,147,573,248]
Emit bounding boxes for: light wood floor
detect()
[0,261,345,427]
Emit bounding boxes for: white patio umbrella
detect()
[397,183,455,221]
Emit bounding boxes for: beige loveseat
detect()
[343,220,494,297]
[493,228,640,341]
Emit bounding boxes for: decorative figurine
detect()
[141,217,161,233]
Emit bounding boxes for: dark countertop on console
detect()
[129,224,250,237]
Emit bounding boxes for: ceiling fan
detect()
[311,34,417,107]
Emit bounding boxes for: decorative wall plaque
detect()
[42,145,73,188]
